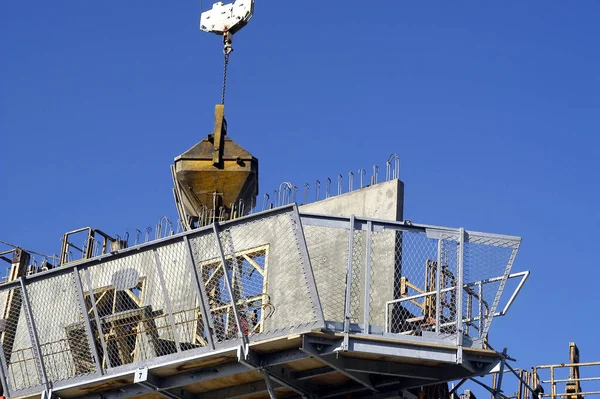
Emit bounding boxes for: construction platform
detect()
[0,201,526,399]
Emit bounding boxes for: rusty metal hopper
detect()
[173,105,258,226]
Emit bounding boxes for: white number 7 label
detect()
[134,367,148,383]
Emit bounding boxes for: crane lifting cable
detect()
[200,0,254,104]
[170,0,258,232]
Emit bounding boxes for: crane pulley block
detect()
[200,0,254,35]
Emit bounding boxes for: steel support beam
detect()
[200,379,283,399]
[240,347,316,398]
[136,371,192,399]
[293,366,337,381]
[261,370,277,399]
[343,357,439,380]
[260,349,308,367]
[301,340,377,392]
[159,362,248,390]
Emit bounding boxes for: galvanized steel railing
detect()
[0,205,525,398]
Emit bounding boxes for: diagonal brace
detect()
[301,341,378,392]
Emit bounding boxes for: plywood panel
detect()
[284,357,326,372]
[153,351,238,376]
[250,336,303,353]
[186,370,263,393]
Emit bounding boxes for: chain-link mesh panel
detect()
[303,224,349,324]
[218,211,321,339]
[463,234,520,338]
[26,273,96,382]
[439,235,459,337]
[82,249,179,368]
[188,231,239,345]
[0,286,42,392]
[349,229,365,325]
[385,230,440,336]
[154,241,207,351]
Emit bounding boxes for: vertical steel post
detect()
[363,221,372,334]
[72,267,103,374]
[478,281,484,338]
[456,228,465,351]
[551,367,556,399]
[212,223,246,340]
[84,269,112,369]
[18,278,49,389]
[153,249,181,353]
[290,207,326,326]
[183,236,215,349]
[343,215,355,335]
[435,238,442,333]
[0,342,9,398]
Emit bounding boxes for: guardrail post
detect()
[343,215,355,338]
[153,249,182,353]
[0,342,9,398]
[84,269,112,369]
[436,238,442,333]
[478,281,484,338]
[456,228,465,358]
[363,220,372,334]
[183,236,215,350]
[19,278,49,391]
[212,223,246,342]
[72,267,103,374]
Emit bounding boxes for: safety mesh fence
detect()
[215,210,322,339]
[300,215,521,345]
[0,207,322,397]
[0,285,42,392]
[27,272,96,382]
[383,229,442,336]
[463,233,520,339]
[0,208,521,397]
[303,224,349,325]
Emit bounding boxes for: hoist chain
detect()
[221,31,233,105]
[221,53,229,105]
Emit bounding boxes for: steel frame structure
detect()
[0,205,527,398]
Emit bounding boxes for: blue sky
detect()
[1,0,599,394]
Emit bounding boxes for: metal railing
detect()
[0,206,526,398]
[533,361,600,399]
[0,206,323,398]
[300,213,524,345]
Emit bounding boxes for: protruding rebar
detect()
[388,153,400,179]
[372,165,379,184]
[304,183,310,205]
[349,172,354,192]
[358,169,366,188]
[315,180,321,201]
[326,178,331,198]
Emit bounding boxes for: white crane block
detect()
[200,1,254,35]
